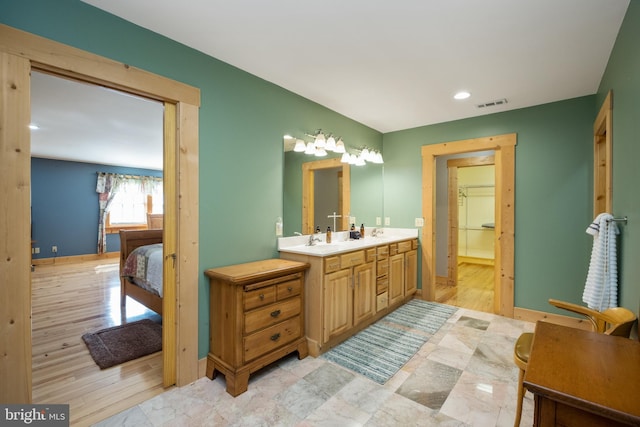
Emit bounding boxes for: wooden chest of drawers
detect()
[205,259,309,396]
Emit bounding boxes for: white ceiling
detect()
[31,71,164,170]
[32,1,630,168]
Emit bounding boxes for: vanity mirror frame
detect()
[302,158,350,234]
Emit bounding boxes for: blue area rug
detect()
[322,300,457,384]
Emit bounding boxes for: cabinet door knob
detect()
[287,286,293,292]
[270,333,281,341]
[259,294,265,300]
[270,309,281,318]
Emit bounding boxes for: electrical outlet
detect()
[51,246,58,253]
[349,216,356,225]
[34,247,40,254]
[376,217,382,226]
[415,217,424,227]
[384,217,391,226]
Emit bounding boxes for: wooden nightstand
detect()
[205,259,309,396]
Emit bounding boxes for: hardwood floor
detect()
[31,259,167,426]
[436,262,494,313]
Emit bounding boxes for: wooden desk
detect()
[524,321,640,426]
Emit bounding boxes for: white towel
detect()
[582,213,619,311]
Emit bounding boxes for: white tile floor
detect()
[94,307,535,426]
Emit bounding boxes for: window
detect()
[105,180,163,233]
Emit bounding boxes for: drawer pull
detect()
[287,286,293,292]
[271,333,281,341]
[270,309,281,318]
[259,294,265,300]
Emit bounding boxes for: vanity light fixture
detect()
[304,142,316,155]
[325,134,336,151]
[286,130,383,166]
[293,139,306,152]
[314,131,326,148]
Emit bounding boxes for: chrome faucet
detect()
[307,235,321,246]
[294,232,303,236]
[371,228,383,237]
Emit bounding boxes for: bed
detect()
[119,229,163,315]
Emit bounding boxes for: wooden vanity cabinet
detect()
[280,238,418,357]
[205,259,309,396]
[323,249,375,343]
[389,239,418,305]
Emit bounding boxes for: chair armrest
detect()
[548,298,599,331]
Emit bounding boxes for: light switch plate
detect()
[376,217,382,225]
[384,217,391,226]
[415,217,424,227]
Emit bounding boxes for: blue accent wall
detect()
[31,157,162,259]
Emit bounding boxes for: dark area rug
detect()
[82,319,162,369]
[322,300,457,384]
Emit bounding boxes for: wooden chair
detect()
[513,299,637,427]
[147,213,163,229]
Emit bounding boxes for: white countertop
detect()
[278,228,418,257]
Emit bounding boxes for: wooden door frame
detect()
[302,157,350,234]
[446,155,495,288]
[421,134,516,317]
[0,24,200,403]
[593,90,612,216]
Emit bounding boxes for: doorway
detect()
[439,155,496,313]
[302,157,350,234]
[420,133,516,317]
[0,24,199,404]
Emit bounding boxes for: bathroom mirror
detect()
[283,138,384,237]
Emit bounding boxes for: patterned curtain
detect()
[96,172,161,254]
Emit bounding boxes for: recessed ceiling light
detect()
[454,91,471,100]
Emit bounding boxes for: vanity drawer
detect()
[276,279,301,300]
[377,259,389,276]
[325,256,341,273]
[244,297,301,334]
[376,276,388,294]
[377,245,389,259]
[377,292,389,311]
[243,316,301,362]
[366,248,377,263]
[340,250,365,268]
[244,286,277,311]
[397,240,413,253]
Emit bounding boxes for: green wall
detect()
[3,0,637,359]
[383,97,596,313]
[597,0,640,314]
[0,0,382,358]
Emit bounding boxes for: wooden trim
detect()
[447,165,458,286]
[302,158,350,234]
[0,25,200,106]
[458,256,495,266]
[513,307,593,331]
[421,133,516,317]
[0,23,200,402]
[32,252,120,266]
[0,52,32,404]
[593,90,613,216]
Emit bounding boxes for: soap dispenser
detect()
[326,226,332,244]
[360,223,365,239]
